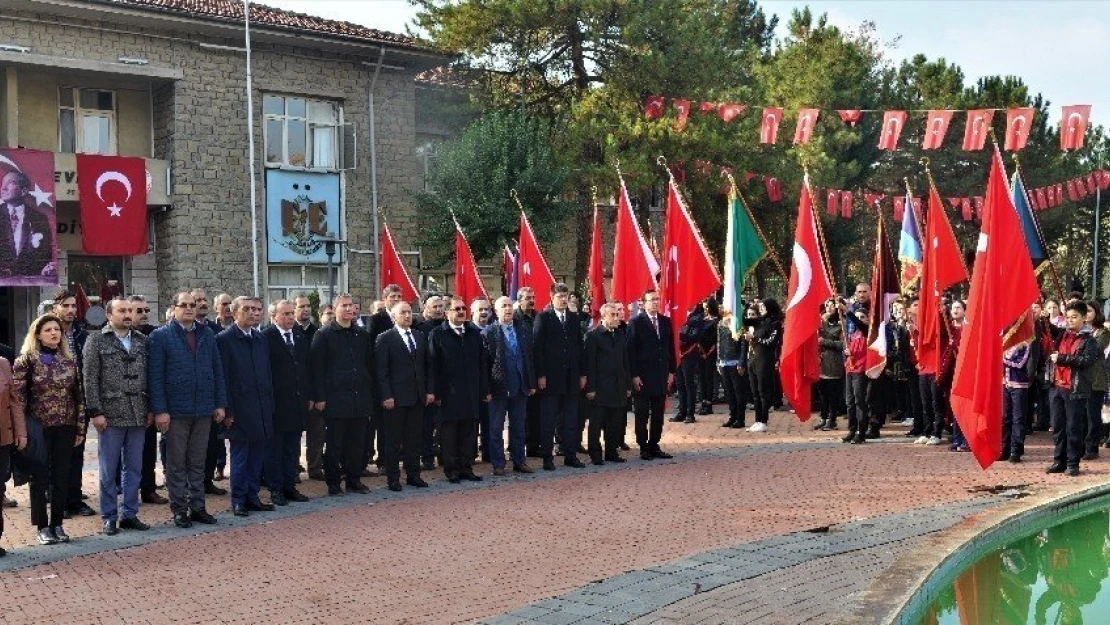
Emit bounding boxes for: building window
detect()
[267,264,334,304]
[263,95,340,170]
[416,142,438,192]
[59,88,117,155]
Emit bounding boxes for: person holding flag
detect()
[1046,301,1098,476]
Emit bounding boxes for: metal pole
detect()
[1094,154,1103,297]
[244,0,260,295]
[368,46,385,297]
[327,250,335,305]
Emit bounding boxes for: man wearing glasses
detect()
[190,289,229,492]
[147,292,227,528]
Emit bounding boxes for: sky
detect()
[262,0,1109,125]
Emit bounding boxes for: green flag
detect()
[722,186,767,336]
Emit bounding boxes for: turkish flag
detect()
[644,95,665,120]
[961,198,973,221]
[660,178,722,355]
[1087,172,1099,195]
[962,109,995,151]
[1060,105,1092,151]
[780,183,834,421]
[948,197,961,209]
[1004,107,1035,151]
[453,223,488,306]
[878,111,907,150]
[673,98,691,132]
[765,177,783,202]
[587,204,606,322]
[837,110,863,126]
[74,284,91,321]
[1034,187,1048,210]
[1054,183,1064,207]
[718,103,747,123]
[840,191,853,219]
[380,223,419,303]
[1066,179,1081,202]
[893,196,906,221]
[864,192,884,210]
[918,182,968,375]
[864,213,900,378]
[793,108,819,144]
[501,245,515,297]
[1099,170,1110,190]
[950,148,1041,469]
[973,196,984,220]
[826,189,839,216]
[922,110,954,149]
[760,107,784,144]
[77,154,148,255]
[698,101,716,114]
[517,211,556,310]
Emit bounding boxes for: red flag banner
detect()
[453,223,488,306]
[1034,187,1048,210]
[760,107,783,144]
[780,183,834,421]
[840,191,853,219]
[1004,107,1035,151]
[1060,105,1092,151]
[893,196,906,221]
[918,182,969,375]
[380,223,419,303]
[644,96,665,120]
[826,189,840,216]
[922,110,954,150]
[948,197,961,209]
[864,214,900,378]
[587,204,606,322]
[973,196,984,220]
[1054,183,1064,207]
[673,98,691,132]
[878,111,907,150]
[1100,171,1110,190]
[0,148,58,286]
[950,148,1041,469]
[660,178,722,355]
[611,177,659,305]
[962,109,995,151]
[793,108,819,145]
[765,177,783,202]
[698,101,717,114]
[517,211,556,310]
[719,103,747,123]
[961,198,973,221]
[76,154,148,256]
[837,110,862,126]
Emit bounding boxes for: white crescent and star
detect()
[786,242,812,311]
[95,171,133,218]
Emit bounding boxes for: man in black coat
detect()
[514,287,541,457]
[429,296,490,483]
[293,294,324,480]
[583,303,633,465]
[262,300,311,506]
[376,301,435,492]
[627,289,676,461]
[310,294,375,496]
[415,293,445,470]
[363,285,404,476]
[532,282,585,469]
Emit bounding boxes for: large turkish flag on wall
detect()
[77,154,148,255]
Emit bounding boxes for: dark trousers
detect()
[722,367,749,424]
[382,405,423,482]
[700,358,716,405]
[1033,379,1051,429]
[475,402,489,461]
[919,374,943,437]
[905,372,923,433]
[0,444,9,538]
[588,404,624,459]
[66,438,85,508]
[422,404,438,462]
[324,418,367,488]
[361,409,378,470]
[540,391,580,459]
[229,439,267,507]
[32,425,77,529]
[817,378,842,423]
[165,416,211,516]
[525,394,542,456]
[845,373,869,434]
[489,394,528,469]
[749,365,776,424]
[305,408,326,473]
[1002,387,1029,458]
[439,419,476,478]
[634,394,665,450]
[678,356,699,417]
[1049,387,1085,469]
[204,423,226,484]
[265,429,302,495]
[141,424,159,495]
[1086,391,1106,455]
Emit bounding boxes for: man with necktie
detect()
[583,302,633,465]
[0,170,56,281]
[532,283,585,469]
[262,300,311,505]
[627,290,677,460]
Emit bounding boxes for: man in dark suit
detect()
[415,293,446,470]
[429,296,489,483]
[192,288,228,495]
[310,294,375,496]
[293,294,323,480]
[376,301,434,492]
[484,296,536,475]
[627,289,677,461]
[216,297,275,517]
[532,282,585,469]
[583,303,633,465]
[514,287,541,457]
[262,300,311,506]
[362,285,403,476]
[0,170,55,281]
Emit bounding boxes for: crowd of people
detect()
[0,280,1106,556]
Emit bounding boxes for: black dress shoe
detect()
[640,450,654,461]
[605,455,627,463]
[232,505,249,517]
[1008,455,1022,463]
[651,448,673,459]
[850,433,866,444]
[204,483,227,496]
[141,492,168,505]
[447,475,461,484]
[731,422,747,429]
[53,526,70,543]
[461,473,483,482]
[37,527,58,545]
[247,501,275,512]
[191,510,218,525]
[308,470,326,481]
[1083,452,1099,461]
[421,459,436,471]
[103,520,119,536]
[327,484,344,496]
[668,415,685,423]
[564,456,586,468]
[70,502,96,517]
[542,458,557,471]
[1045,464,1066,474]
[591,457,605,466]
[683,416,696,424]
[270,492,288,506]
[619,442,630,451]
[173,513,193,528]
[841,432,856,443]
[1066,466,1081,477]
[387,481,403,492]
[406,476,429,488]
[119,517,150,531]
[513,464,534,474]
[347,482,371,494]
[284,489,310,502]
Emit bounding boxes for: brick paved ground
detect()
[0,406,1103,624]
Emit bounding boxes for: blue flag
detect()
[898,189,923,291]
[1011,171,1048,266]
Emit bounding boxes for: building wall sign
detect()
[265,169,340,264]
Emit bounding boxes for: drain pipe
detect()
[368,46,386,296]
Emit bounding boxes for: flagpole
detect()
[723,170,788,281]
[802,166,850,350]
[244,0,260,295]
[1011,154,1066,302]
[1094,153,1103,296]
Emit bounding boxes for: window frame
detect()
[58,87,118,155]
[262,94,341,171]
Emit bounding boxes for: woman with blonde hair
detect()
[12,314,85,545]
[0,347,27,556]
